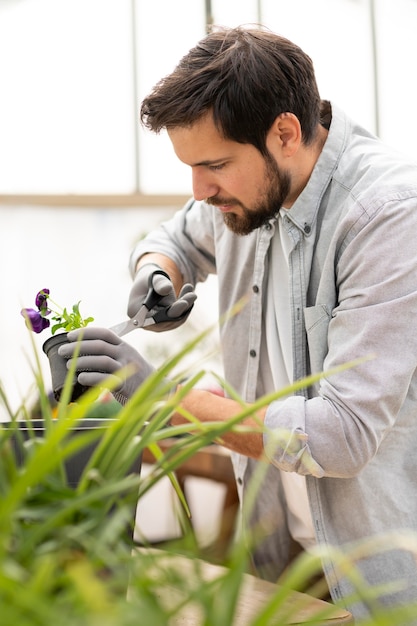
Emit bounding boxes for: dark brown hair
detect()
[140,26,322,155]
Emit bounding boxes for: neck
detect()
[285,124,328,207]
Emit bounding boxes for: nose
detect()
[192,168,219,201]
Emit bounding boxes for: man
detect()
[59,26,417,621]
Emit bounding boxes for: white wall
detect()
[2,1,417,199]
[2,0,416,415]
[1,204,220,417]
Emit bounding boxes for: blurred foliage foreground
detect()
[0,328,417,625]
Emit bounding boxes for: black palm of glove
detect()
[128,263,196,332]
[58,327,155,405]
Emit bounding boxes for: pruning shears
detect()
[110,270,173,337]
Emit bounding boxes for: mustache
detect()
[206,196,242,207]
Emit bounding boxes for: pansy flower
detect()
[21,289,94,335]
[21,307,51,333]
[21,288,52,334]
[35,288,51,315]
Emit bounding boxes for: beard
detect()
[206,155,292,236]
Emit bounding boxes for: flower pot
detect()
[6,418,142,487]
[4,418,143,541]
[43,333,89,402]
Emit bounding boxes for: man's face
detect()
[168,114,292,236]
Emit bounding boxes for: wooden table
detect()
[141,442,353,623]
[136,548,354,625]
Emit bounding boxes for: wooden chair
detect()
[142,439,239,557]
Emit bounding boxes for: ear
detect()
[267,112,301,157]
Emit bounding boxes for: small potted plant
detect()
[19,288,129,495]
[21,288,95,402]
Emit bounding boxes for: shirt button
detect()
[304,223,311,234]
[249,349,256,357]
[252,285,259,293]
[237,477,243,485]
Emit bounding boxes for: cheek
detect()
[234,163,267,199]
[226,164,260,195]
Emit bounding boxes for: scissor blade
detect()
[110,304,148,337]
[110,319,135,337]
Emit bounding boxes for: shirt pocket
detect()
[304,304,331,377]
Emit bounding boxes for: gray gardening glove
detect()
[58,327,157,405]
[128,263,196,332]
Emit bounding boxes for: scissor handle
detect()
[143,269,171,310]
[150,306,191,324]
[143,269,195,324]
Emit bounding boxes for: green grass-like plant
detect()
[1,323,417,625]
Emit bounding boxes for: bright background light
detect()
[0,0,416,416]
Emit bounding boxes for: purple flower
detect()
[21,308,51,333]
[21,288,94,335]
[35,288,50,314]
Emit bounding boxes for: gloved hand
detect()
[58,327,156,405]
[128,263,196,332]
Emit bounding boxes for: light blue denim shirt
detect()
[130,103,417,621]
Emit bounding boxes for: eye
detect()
[208,163,225,171]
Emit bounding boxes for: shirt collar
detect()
[285,101,348,235]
